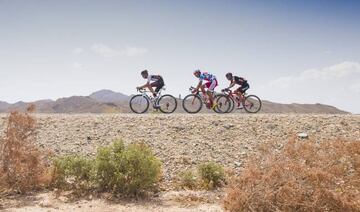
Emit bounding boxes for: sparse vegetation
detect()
[177,162,225,190]
[52,155,93,191]
[52,139,162,196]
[0,107,52,193]
[223,138,360,211]
[178,170,198,189]
[198,162,225,189]
[94,140,162,195]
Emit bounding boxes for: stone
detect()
[297,132,309,139]
[223,124,235,130]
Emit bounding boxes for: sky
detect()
[0,0,360,113]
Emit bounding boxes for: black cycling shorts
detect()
[236,82,249,94]
[150,78,165,93]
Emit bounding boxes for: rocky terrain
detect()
[0,113,358,182]
[1,113,359,211]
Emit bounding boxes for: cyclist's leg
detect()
[149,81,159,96]
[154,80,164,93]
[207,80,217,105]
[238,83,249,105]
[200,83,207,95]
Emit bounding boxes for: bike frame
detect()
[189,86,212,104]
[222,89,255,109]
[138,88,164,105]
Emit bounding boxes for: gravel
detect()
[1,113,359,182]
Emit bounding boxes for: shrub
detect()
[197,162,225,189]
[52,155,93,190]
[53,139,162,196]
[223,138,360,211]
[0,109,52,193]
[178,170,197,189]
[94,140,162,195]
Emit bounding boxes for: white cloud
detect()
[300,61,360,80]
[72,47,84,55]
[269,61,360,88]
[91,43,120,57]
[123,47,148,56]
[268,76,294,88]
[73,62,83,69]
[90,43,148,57]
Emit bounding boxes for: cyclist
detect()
[193,69,218,109]
[223,72,249,109]
[136,70,164,97]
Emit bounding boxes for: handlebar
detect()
[137,88,146,93]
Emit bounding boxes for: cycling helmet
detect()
[141,70,148,76]
[193,69,201,76]
[226,72,233,80]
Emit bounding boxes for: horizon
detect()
[0,88,353,114]
[1,0,360,113]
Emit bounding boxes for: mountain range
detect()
[0,89,349,114]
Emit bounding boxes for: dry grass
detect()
[0,107,52,193]
[223,138,360,212]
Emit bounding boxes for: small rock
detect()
[297,132,309,139]
[234,161,242,167]
[224,124,235,130]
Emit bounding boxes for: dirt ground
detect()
[1,190,224,212]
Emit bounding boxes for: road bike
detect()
[182,86,222,114]
[129,87,177,114]
[215,88,262,113]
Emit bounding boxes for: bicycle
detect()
[215,88,262,113]
[129,87,177,114]
[182,86,221,114]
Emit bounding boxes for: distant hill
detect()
[51,96,123,113]
[0,101,10,111]
[89,89,129,103]
[260,101,349,114]
[0,90,349,114]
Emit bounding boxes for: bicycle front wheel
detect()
[182,94,203,114]
[157,94,178,114]
[129,94,150,114]
[244,95,262,113]
[214,94,232,113]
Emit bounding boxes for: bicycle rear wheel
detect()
[182,94,203,114]
[129,94,149,114]
[157,94,177,114]
[244,95,262,113]
[214,94,232,113]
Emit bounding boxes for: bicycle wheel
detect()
[244,95,262,113]
[157,94,177,114]
[129,94,150,114]
[228,97,236,113]
[182,94,203,114]
[214,94,232,113]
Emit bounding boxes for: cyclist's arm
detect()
[138,82,150,89]
[195,80,202,91]
[227,82,236,89]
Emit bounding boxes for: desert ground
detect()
[1,113,359,211]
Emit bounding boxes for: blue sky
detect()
[0,0,360,113]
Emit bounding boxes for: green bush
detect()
[94,140,162,195]
[52,155,93,190]
[52,139,162,196]
[197,162,225,189]
[178,170,197,189]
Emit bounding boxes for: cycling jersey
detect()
[199,72,216,82]
[233,76,247,85]
[147,75,163,83]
